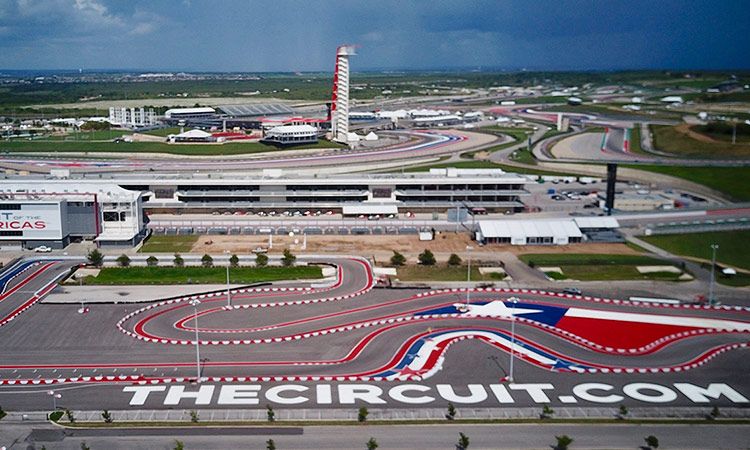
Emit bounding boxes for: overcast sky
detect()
[1,0,748,72]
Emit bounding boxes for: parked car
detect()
[562,287,582,295]
[33,245,52,253]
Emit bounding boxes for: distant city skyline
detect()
[1,0,748,72]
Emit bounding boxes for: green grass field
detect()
[139,235,198,253]
[651,125,750,159]
[625,164,750,202]
[642,230,750,271]
[396,265,504,282]
[520,253,685,281]
[84,266,322,285]
[140,127,183,137]
[0,138,344,155]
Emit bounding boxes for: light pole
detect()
[224,250,232,308]
[189,299,202,381]
[466,245,473,305]
[709,244,719,306]
[508,296,519,383]
[47,390,61,410]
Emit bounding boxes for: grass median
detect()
[519,254,687,282]
[0,139,344,156]
[395,265,505,282]
[82,266,322,285]
[139,235,198,253]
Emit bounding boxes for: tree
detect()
[617,404,628,419]
[447,253,462,266]
[189,410,199,423]
[173,254,185,267]
[80,442,90,450]
[116,254,130,267]
[266,404,275,422]
[201,254,213,268]
[446,402,456,420]
[541,404,554,419]
[101,409,113,423]
[358,406,369,422]
[390,251,406,267]
[644,435,659,449]
[366,437,379,450]
[87,249,104,267]
[146,256,159,267]
[65,408,75,423]
[282,248,296,267]
[266,439,276,450]
[174,440,185,450]
[418,249,436,266]
[457,432,470,450]
[229,254,240,268]
[710,406,720,419]
[0,404,6,420]
[256,252,269,267]
[555,435,573,450]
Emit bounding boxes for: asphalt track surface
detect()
[0,257,749,412]
[0,129,495,173]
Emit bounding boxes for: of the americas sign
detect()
[0,204,63,240]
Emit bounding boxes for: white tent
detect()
[364,132,379,141]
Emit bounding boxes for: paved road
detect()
[0,129,499,174]
[4,422,749,449]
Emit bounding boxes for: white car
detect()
[33,245,52,253]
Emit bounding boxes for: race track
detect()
[0,257,749,410]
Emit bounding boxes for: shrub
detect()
[116,254,131,267]
[49,411,64,422]
[390,251,406,267]
[282,249,296,267]
[266,404,275,422]
[87,249,104,267]
[266,439,276,450]
[65,408,75,423]
[146,256,159,267]
[447,253,462,266]
[256,253,269,267]
[555,435,573,450]
[201,254,213,268]
[366,437,378,450]
[457,432,470,450]
[189,410,199,423]
[229,254,240,268]
[101,409,113,423]
[644,435,659,449]
[541,404,554,419]
[0,404,6,421]
[173,254,185,267]
[418,249,436,266]
[80,442,90,450]
[174,440,185,450]
[358,406,368,422]
[446,402,456,420]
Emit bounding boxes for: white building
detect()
[0,181,145,248]
[108,107,157,128]
[164,107,216,120]
[262,124,318,146]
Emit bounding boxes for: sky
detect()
[0,0,748,72]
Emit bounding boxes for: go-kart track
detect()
[0,257,749,411]
[0,129,493,173]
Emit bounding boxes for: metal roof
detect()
[573,216,619,229]
[342,204,398,215]
[478,220,582,240]
[217,103,294,117]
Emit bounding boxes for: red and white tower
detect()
[331,44,357,143]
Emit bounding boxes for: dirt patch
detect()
[675,123,717,143]
[189,234,640,261]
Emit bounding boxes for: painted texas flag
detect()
[424,300,750,351]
